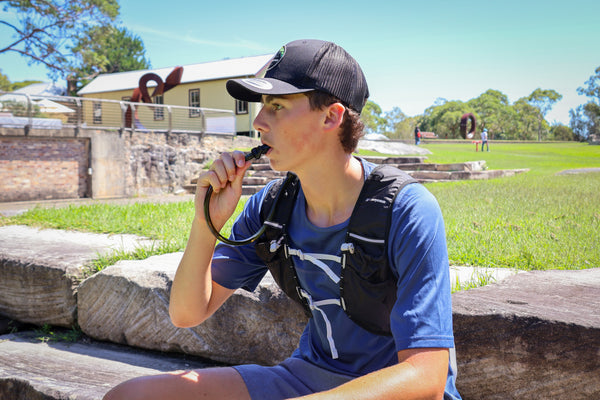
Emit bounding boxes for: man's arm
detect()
[169,218,236,327]
[295,348,449,400]
[169,151,250,327]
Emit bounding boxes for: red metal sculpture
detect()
[460,113,476,139]
[125,66,184,128]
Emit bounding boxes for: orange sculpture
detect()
[125,66,184,128]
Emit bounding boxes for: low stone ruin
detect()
[0,225,598,399]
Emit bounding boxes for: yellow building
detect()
[78,54,272,136]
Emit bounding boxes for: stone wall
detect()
[124,131,226,197]
[0,127,245,202]
[0,136,89,202]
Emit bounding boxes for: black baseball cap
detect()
[226,39,369,113]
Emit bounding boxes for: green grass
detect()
[34,324,82,343]
[421,141,600,175]
[0,198,245,272]
[1,142,599,272]
[418,142,600,270]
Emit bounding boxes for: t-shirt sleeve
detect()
[388,183,455,351]
[211,183,273,292]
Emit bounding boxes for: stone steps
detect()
[184,156,528,195]
[0,332,217,400]
[1,225,599,399]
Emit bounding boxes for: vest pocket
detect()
[341,240,396,335]
[343,240,391,282]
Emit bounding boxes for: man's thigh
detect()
[235,358,353,400]
[103,366,250,400]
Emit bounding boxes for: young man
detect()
[104,39,461,400]
[481,128,489,151]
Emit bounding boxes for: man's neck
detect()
[297,154,364,228]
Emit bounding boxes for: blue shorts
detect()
[234,357,354,399]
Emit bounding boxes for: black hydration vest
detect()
[254,165,417,336]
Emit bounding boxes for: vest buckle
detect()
[340,242,355,254]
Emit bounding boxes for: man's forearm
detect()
[169,218,219,327]
[294,348,448,400]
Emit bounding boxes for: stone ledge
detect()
[0,225,155,327]
[1,225,598,399]
[77,253,308,366]
[452,269,600,399]
[0,333,217,400]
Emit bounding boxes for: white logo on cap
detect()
[242,78,273,90]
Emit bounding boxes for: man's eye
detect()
[272,104,283,111]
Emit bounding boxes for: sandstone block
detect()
[0,332,213,400]
[77,253,308,366]
[452,268,600,399]
[0,226,153,327]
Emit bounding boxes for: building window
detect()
[93,102,102,124]
[236,99,248,115]
[153,95,164,120]
[189,89,200,117]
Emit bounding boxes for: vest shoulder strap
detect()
[259,172,300,234]
[260,166,418,236]
[348,165,418,240]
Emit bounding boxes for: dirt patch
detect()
[556,167,600,175]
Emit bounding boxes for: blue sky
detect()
[1,0,599,124]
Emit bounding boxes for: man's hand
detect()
[194,150,252,230]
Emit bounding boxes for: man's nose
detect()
[253,108,268,133]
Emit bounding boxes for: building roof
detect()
[11,82,66,96]
[78,54,273,95]
[0,82,73,114]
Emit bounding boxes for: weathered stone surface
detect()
[0,332,215,400]
[449,266,520,290]
[3,223,598,399]
[77,252,308,366]
[357,139,432,155]
[452,268,600,399]
[0,226,153,327]
[127,134,259,196]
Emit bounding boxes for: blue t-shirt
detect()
[212,159,460,399]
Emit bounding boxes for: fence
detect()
[0,91,234,137]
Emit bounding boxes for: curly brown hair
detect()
[305,91,365,153]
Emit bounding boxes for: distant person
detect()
[415,125,421,145]
[481,128,489,151]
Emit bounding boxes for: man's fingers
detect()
[206,152,250,193]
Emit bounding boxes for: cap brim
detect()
[226,78,313,103]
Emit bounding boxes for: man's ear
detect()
[323,102,346,132]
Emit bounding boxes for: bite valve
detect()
[245,144,270,161]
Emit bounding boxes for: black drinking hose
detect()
[203,144,282,246]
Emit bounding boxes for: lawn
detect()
[2,142,599,272]
[421,142,600,270]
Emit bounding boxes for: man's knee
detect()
[103,377,142,400]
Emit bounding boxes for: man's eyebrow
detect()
[263,95,283,104]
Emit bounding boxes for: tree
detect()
[361,100,387,135]
[526,88,562,141]
[584,102,600,137]
[549,123,574,141]
[468,89,512,138]
[421,100,470,139]
[512,98,540,140]
[570,105,588,141]
[383,107,411,140]
[9,79,43,91]
[577,66,600,103]
[0,69,42,92]
[0,69,10,91]
[68,25,151,93]
[572,66,600,140]
[1,0,119,78]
